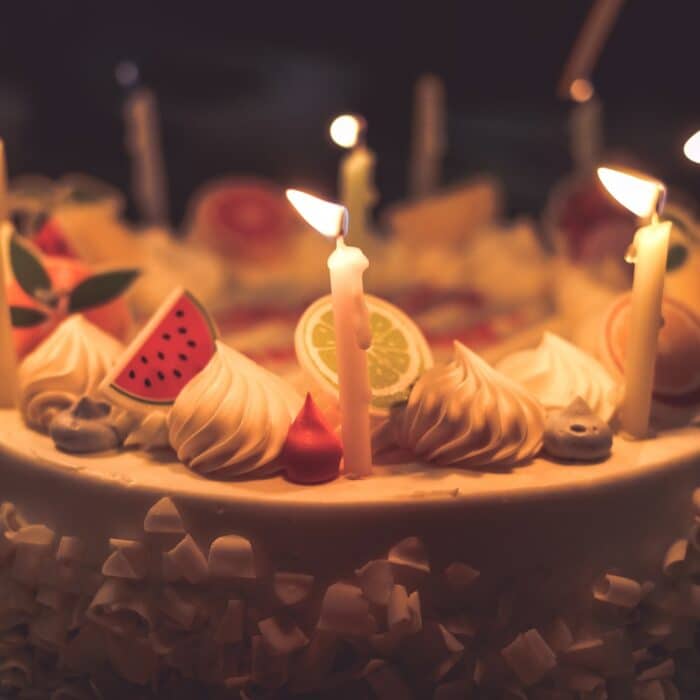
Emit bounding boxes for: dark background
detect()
[1,0,699,222]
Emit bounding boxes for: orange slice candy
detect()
[601,294,700,406]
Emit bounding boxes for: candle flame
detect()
[286,189,348,238]
[115,60,140,88]
[597,166,666,219]
[683,130,700,164]
[330,114,364,149]
[569,78,594,103]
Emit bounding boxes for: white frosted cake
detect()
[2,176,700,700]
[0,298,699,699]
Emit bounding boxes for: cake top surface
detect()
[2,408,698,511]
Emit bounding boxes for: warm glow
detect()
[569,78,594,103]
[683,130,700,164]
[597,166,665,219]
[330,114,362,149]
[286,189,348,237]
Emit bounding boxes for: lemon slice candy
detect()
[295,294,433,416]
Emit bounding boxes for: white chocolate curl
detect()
[163,535,208,584]
[208,534,256,580]
[143,497,184,534]
[356,560,394,605]
[388,536,430,573]
[18,316,123,432]
[662,539,688,578]
[593,573,643,608]
[500,629,556,686]
[318,583,374,637]
[390,342,544,467]
[258,616,309,655]
[168,341,302,478]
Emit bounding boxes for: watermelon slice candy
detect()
[101,288,217,411]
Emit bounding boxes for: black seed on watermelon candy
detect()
[162,333,171,341]
[157,371,165,380]
[178,353,187,361]
[128,370,135,379]
[144,379,152,388]
[176,309,184,317]
[157,352,165,360]
[174,369,182,378]
[141,356,148,364]
[178,327,187,334]
[187,340,196,348]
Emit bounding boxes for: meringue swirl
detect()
[390,341,544,468]
[496,332,619,423]
[168,341,303,479]
[18,316,124,432]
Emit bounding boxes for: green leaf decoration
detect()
[10,306,49,328]
[9,235,51,300]
[68,269,141,313]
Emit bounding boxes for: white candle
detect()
[328,237,373,477]
[597,166,668,438]
[409,73,446,199]
[124,87,169,225]
[330,115,377,250]
[0,141,18,408]
[286,189,373,477]
[621,219,671,437]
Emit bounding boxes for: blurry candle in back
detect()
[330,114,377,251]
[409,73,446,198]
[118,61,170,227]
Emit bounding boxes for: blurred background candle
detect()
[330,114,377,251]
[123,83,170,226]
[0,140,18,407]
[409,73,446,198]
[286,189,373,478]
[597,166,669,439]
[568,79,602,173]
[558,0,625,173]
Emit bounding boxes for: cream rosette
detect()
[389,341,544,468]
[168,341,303,479]
[496,332,619,423]
[18,316,124,432]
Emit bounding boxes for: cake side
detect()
[1,409,700,696]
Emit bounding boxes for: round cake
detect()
[3,173,700,700]
[1,327,700,698]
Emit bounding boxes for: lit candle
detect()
[0,140,18,408]
[598,166,669,438]
[409,73,446,198]
[123,86,170,226]
[330,114,377,250]
[286,189,373,477]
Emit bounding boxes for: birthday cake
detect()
[0,165,699,700]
